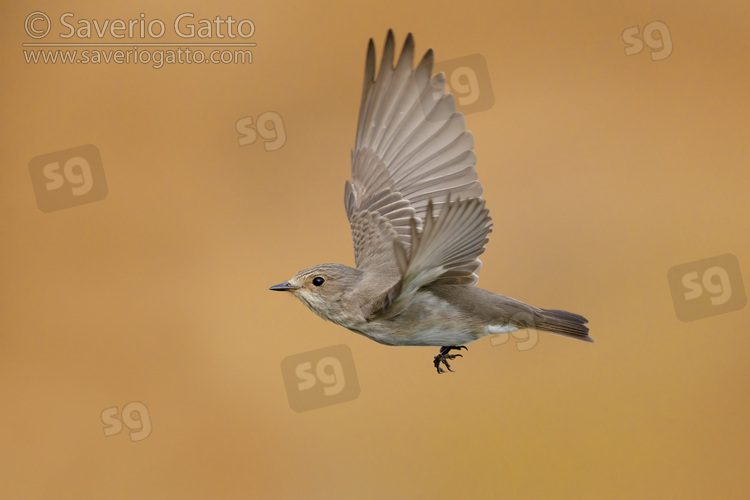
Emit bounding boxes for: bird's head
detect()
[269,263,364,323]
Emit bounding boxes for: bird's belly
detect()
[352,324,479,347]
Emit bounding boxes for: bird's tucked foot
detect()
[434,345,467,374]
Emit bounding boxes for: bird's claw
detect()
[433,345,467,374]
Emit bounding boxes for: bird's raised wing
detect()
[384,197,492,315]
[345,31,484,276]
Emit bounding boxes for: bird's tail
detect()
[534,309,593,342]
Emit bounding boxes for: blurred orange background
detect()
[2,0,749,498]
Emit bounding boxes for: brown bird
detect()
[270,31,592,373]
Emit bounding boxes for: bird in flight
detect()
[270,31,592,373]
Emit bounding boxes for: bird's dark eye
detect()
[312,277,325,287]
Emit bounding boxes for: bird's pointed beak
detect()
[269,281,300,292]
